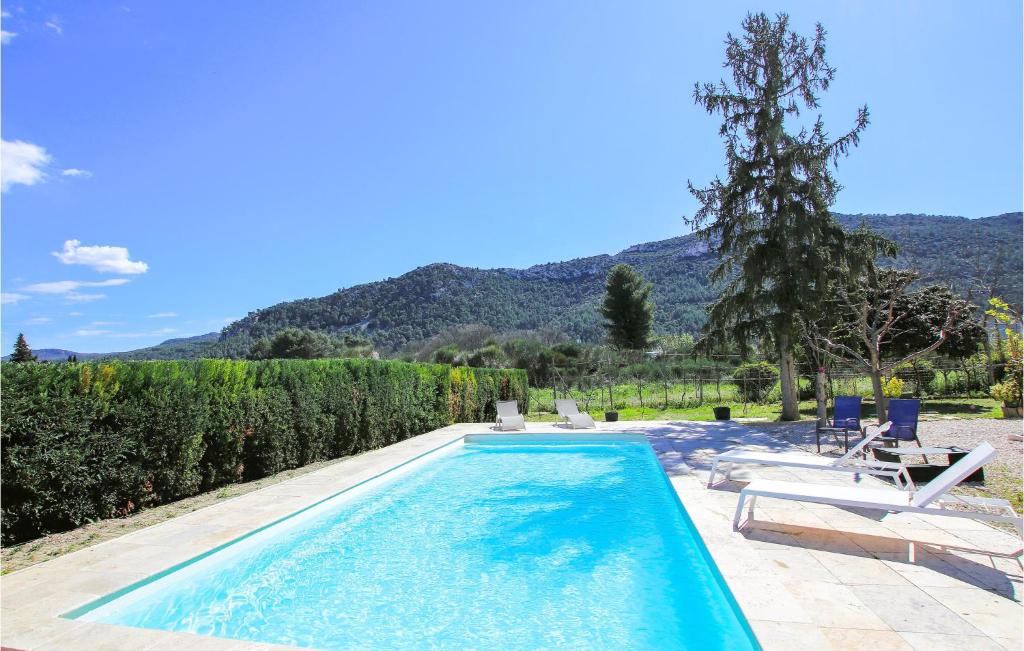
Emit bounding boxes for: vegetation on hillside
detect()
[207,212,1020,355]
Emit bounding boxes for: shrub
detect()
[0,359,527,545]
[990,380,1022,407]
[432,345,459,365]
[882,377,905,398]
[732,362,779,403]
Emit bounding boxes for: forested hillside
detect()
[213,212,1021,353]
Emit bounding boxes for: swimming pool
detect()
[71,433,759,650]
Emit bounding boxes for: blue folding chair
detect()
[883,398,922,446]
[816,395,862,453]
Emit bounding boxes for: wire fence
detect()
[526,355,1009,415]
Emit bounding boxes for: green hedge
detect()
[0,359,528,545]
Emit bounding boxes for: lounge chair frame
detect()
[495,400,525,431]
[709,423,915,489]
[732,442,1023,536]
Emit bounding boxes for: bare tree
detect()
[802,268,958,422]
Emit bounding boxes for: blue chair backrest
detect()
[832,396,862,430]
[887,398,920,441]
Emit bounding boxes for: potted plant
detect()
[990,380,1022,418]
[604,382,619,421]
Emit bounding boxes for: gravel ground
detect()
[762,419,1022,475]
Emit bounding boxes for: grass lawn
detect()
[527,393,1004,422]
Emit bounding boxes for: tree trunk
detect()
[869,368,887,422]
[815,367,828,428]
[981,312,995,385]
[778,334,799,420]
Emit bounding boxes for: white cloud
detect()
[1,30,16,45]
[53,240,148,274]
[147,312,178,318]
[2,11,12,18]
[72,329,110,337]
[23,278,130,294]
[108,327,177,338]
[68,311,83,316]
[65,293,108,303]
[44,20,62,36]
[1,140,52,192]
[25,317,53,324]
[90,320,123,326]
[61,168,92,177]
[1,292,30,304]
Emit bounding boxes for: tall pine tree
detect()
[601,264,654,350]
[687,13,869,420]
[11,333,37,363]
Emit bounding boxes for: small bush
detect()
[991,380,1022,407]
[882,377,905,398]
[732,362,779,403]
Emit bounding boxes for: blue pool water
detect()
[76,434,758,650]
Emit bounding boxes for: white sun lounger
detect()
[732,441,1023,535]
[708,423,915,489]
[555,399,597,429]
[495,400,526,431]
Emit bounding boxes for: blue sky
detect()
[2,1,1021,353]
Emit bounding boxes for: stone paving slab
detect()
[2,420,1020,650]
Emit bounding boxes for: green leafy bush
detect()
[882,377,905,398]
[990,380,1022,407]
[732,362,779,403]
[893,360,936,396]
[0,359,527,545]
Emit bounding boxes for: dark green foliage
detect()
[432,345,459,365]
[886,284,986,361]
[601,264,654,350]
[732,361,780,402]
[687,13,871,354]
[247,328,373,360]
[10,333,36,363]
[0,359,527,545]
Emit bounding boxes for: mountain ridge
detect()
[13,212,1020,360]
[220,211,1022,352]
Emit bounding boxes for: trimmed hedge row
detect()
[0,359,528,545]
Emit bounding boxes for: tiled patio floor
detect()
[2,421,1020,650]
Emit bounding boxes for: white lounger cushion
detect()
[738,479,912,509]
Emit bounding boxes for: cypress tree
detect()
[687,13,869,420]
[601,264,654,350]
[11,333,37,363]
